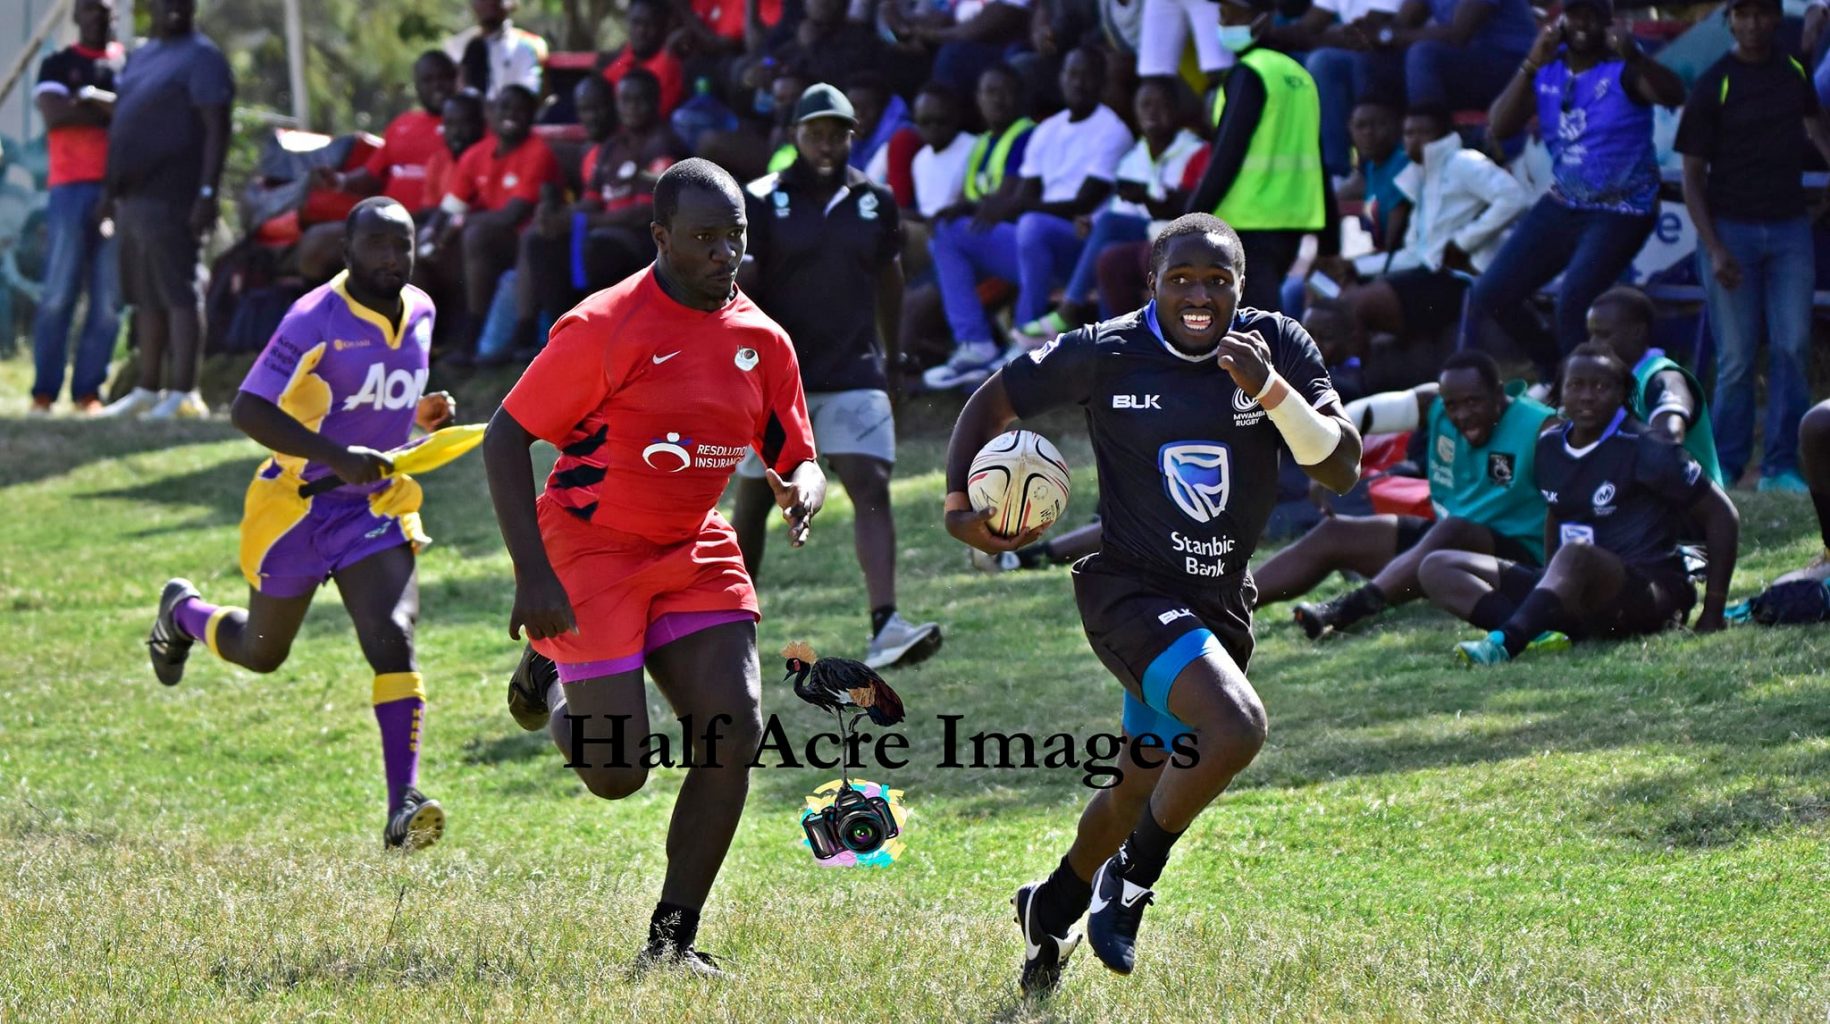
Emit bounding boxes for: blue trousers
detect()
[930,212,1084,344]
[31,181,120,401]
[1701,215,1815,478]
[1407,39,1529,111]
[1065,210,1150,318]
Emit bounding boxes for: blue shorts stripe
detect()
[1122,692,1192,741]
[1141,627,1220,717]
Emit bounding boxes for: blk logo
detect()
[1113,394,1161,410]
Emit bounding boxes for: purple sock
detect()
[372,672,426,815]
[173,596,219,641]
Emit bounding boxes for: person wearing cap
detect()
[1184,0,1327,315]
[1465,0,1684,384]
[733,83,945,670]
[1676,0,1830,493]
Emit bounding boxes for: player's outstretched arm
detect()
[1343,383,1437,437]
[1691,482,1740,634]
[230,392,392,485]
[942,371,1048,554]
[481,407,577,641]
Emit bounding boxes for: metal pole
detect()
[284,0,308,127]
[0,0,74,113]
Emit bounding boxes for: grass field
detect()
[4,353,1830,1023]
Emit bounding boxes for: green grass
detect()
[4,354,1830,1022]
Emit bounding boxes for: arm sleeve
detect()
[1017,121,1048,180]
[1644,371,1698,423]
[363,121,399,180]
[35,53,64,92]
[500,313,622,444]
[188,48,236,106]
[1188,65,1266,216]
[757,332,818,473]
[999,327,1100,418]
[1635,434,1710,506]
[238,306,323,403]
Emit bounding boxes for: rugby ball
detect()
[968,430,1070,537]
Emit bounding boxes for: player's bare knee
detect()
[1416,549,1464,591]
[240,648,290,674]
[578,764,649,800]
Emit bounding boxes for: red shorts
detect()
[533,496,759,666]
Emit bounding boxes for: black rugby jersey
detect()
[1533,412,1710,573]
[1001,302,1339,583]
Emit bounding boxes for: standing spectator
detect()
[29,0,122,416]
[317,51,458,212]
[1383,0,1536,113]
[1187,0,1327,315]
[1676,0,1830,492]
[923,47,1131,389]
[445,0,546,101]
[1260,0,1405,182]
[1467,0,1684,382]
[735,84,945,669]
[600,0,687,118]
[98,0,232,421]
[429,84,560,366]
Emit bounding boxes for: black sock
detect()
[1119,806,1185,889]
[1015,541,1051,569]
[648,901,701,951]
[1329,583,1389,629]
[1033,854,1093,935]
[1469,592,1519,632]
[1499,589,1568,656]
[1813,487,1830,551]
[870,605,896,636]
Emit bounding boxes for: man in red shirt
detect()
[484,159,823,975]
[599,0,687,117]
[429,83,559,364]
[317,51,457,212]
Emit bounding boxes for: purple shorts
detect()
[241,477,413,598]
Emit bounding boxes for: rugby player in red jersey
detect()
[482,158,824,976]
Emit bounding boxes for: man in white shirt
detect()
[445,0,547,101]
[924,47,1133,389]
[909,82,977,223]
[1339,106,1529,342]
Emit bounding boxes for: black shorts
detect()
[1490,558,1696,637]
[1394,514,1541,566]
[1071,552,1256,741]
[1386,268,1470,336]
[116,197,204,311]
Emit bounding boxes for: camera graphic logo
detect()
[798,779,907,868]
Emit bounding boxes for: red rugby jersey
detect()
[502,266,816,544]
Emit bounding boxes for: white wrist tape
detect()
[1343,389,1421,435]
[1259,373,1344,466]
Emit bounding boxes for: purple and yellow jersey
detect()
[239,272,437,494]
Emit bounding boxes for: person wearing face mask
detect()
[1186,0,1327,317]
[734,84,945,670]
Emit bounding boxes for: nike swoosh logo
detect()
[1088,894,1110,916]
[652,351,680,364]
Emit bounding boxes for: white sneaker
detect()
[145,390,209,420]
[98,387,163,418]
[863,612,943,670]
[971,549,1020,574]
[921,341,1002,391]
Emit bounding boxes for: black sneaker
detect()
[147,578,201,686]
[1013,882,1082,996]
[634,941,733,979]
[1291,600,1336,640]
[507,644,558,732]
[1085,853,1154,975]
[383,786,446,851]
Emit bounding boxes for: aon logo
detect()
[343,365,428,411]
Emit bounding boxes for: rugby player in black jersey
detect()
[943,213,1362,993]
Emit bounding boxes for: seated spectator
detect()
[429,84,560,365]
[420,89,487,224]
[849,72,920,205]
[1676,0,1830,492]
[666,0,783,66]
[1384,0,1536,113]
[1327,106,1527,346]
[1466,0,1684,383]
[1016,75,1204,337]
[1585,285,1724,485]
[445,0,546,100]
[1187,0,1327,314]
[1255,351,1556,637]
[317,50,457,212]
[898,76,1000,369]
[1420,344,1740,665]
[415,88,487,347]
[761,0,885,95]
[1137,0,1231,82]
[1259,0,1404,181]
[600,0,687,117]
[1338,98,1410,250]
[908,82,976,226]
[922,47,1130,390]
[882,0,1031,96]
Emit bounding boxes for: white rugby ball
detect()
[968,430,1070,537]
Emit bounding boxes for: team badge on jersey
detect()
[1159,442,1232,523]
[735,346,759,371]
[858,193,879,220]
[643,432,694,472]
[1487,452,1515,486]
[1592,481,1616,514]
